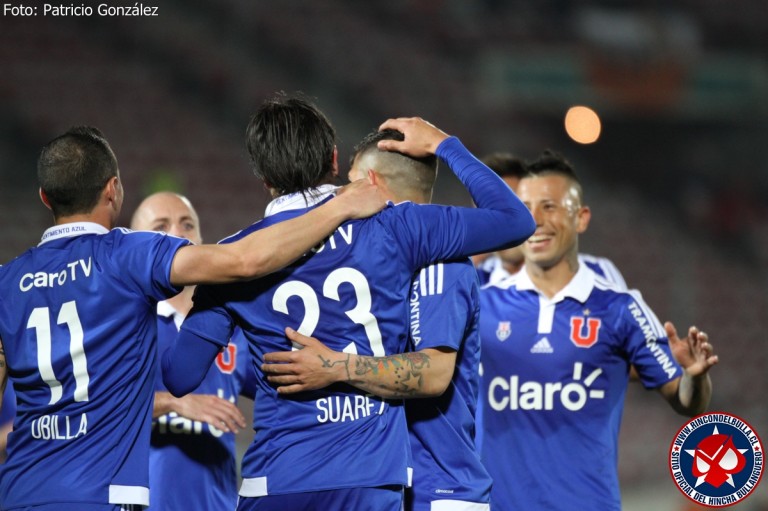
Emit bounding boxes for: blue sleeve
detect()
[161,285,236,396]
[161,330,222,397]
[411,261,478,352]
[111,230,190,301]
[437,137,534,251]
[620,291,683,388]
[383,137,534,270]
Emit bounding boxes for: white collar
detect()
[485,255,514,286]
[264,184,339,217]
[516,263,595,305]
[39,222,110,246]
[157,300,185,330]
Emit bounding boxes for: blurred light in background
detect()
[564,105,601,144]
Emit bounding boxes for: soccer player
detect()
[261,128,492,511]
[0,125,385,511]
[476,151,627,289]
[478,154,718,510]
[131,192,255,511]
[162,96,534,511]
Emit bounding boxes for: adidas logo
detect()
[530,337,553,354]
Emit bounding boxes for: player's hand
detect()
[666,322,719,377]
[262,327,351,394]
[334,178,386,219]
[377,117,449,157]
[174,394,246,433]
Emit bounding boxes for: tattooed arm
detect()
[262,327,457,398]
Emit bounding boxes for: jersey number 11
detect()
[26,301,90,405]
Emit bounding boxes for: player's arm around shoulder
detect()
[169,179,386,286]
[658,322,718,417]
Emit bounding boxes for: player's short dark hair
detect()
[37,126,119,218]
[480,152,527,180]
[245,93,336,196]
[352,129,437,200]
[526,149,584,201]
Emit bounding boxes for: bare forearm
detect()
[676,373,712,416]
[335,352,442,399]
[172,199,351,286]
[153,391,176,418]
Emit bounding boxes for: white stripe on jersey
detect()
[628,289,666,338]
[419,263,445,296]
[108,485,149,506]
[431,500,490,511]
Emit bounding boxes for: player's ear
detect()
[39,188,52,210]
[576,205,591,233]
[104,177,120,205]
[331,147,339,178]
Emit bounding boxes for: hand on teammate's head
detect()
[377,117,449,157]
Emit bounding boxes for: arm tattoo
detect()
[352,352,431,397]
[318,353,352,382]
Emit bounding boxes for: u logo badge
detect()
[569,317,601,348]
[215,343,237,374]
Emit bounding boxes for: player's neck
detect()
[524,255,578,299]
[53,210,114,230]
[166,286,195,317]
[502,259,524,276]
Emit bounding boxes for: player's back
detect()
[188,198,449,496]
[0,224,186,508]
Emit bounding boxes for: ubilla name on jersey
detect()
[478,264,682,511]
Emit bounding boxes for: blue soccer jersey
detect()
[149,301,254,511]
[0,222,188,509]
[478,264,682,510]
[405,260,492,511]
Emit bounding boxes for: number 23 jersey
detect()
[182,187,491,497]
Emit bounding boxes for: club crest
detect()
[496,321,512,341]
[569,317,601,348]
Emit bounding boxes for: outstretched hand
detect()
[377,117,449,157]
[666,321,718,377]
[262,328,350,395]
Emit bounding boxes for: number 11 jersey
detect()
[0,223,189,509]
